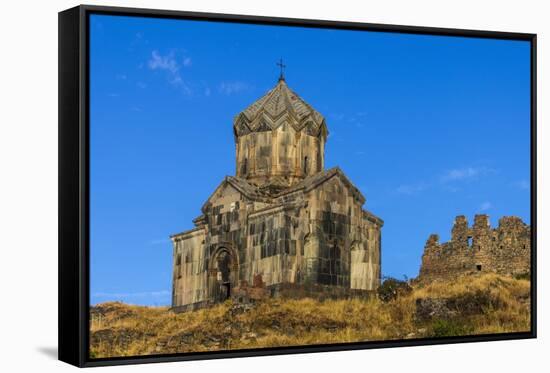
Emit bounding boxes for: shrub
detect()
[377,277,412,302]
[430,319,473,337]
[446,289,504,315]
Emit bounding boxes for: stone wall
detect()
[171,169,382,312]
[171,228,207,307]
[418,214,530,282]
[304,175,382,290]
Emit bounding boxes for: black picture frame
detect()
[59,4,537,368]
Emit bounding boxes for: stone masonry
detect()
[418,214,530,282]
[170,77,383,312]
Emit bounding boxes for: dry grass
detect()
[90,273,530,358]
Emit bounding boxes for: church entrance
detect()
[217,251,232,300]
[208,247,238,303]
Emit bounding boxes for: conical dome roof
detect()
[233,79,328,139]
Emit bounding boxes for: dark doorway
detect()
[222,282,231,300]
[476,264,482,271]
[217,251,232,301]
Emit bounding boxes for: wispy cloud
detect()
[440,167,495,183]
[480,201,493,211]
[148,50,181,80]
[396,182,430,195]
[330,113,345,121]
[330,111,367,128]
[218,81,251,95]
[513,179,529,190]
[396,165,497,196]
[147,50,192,93]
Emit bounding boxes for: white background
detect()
[0,0,547,371]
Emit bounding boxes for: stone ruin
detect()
[418,214,531,282]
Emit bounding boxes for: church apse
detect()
[170,74,383,312]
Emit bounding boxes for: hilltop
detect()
[90,273,530,358]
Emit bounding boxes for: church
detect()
[170,73,383,312]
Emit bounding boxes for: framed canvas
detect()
[58,4,537,367]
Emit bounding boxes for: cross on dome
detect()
[276,58,286,81]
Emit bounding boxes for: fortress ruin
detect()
[418,214,530,282]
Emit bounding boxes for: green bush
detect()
[377,277,412,302]
[431,319,473,337]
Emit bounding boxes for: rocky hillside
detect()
[90,273,531,358]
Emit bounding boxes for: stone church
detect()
[170,75,383,312]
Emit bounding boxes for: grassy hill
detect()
[90,273,531,358]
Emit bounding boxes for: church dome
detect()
[233,79,328,139]
[233,78,329,187]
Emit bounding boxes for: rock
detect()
[415,289,501,322]
[415,298,457,322]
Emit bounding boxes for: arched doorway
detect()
[208,246,238,303]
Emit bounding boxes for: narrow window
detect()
[303,156,308,175]
[242,158,247,174]
[476,264,482,271]
[176,254,182,278]
[467,236,473,247]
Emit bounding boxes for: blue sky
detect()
[89,14,531,306]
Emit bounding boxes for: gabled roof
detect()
[200,167,368,213]
[277,167,366,205]
[200,176,272,212]
[233,79,328,139]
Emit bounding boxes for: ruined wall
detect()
[419,215,530,282]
